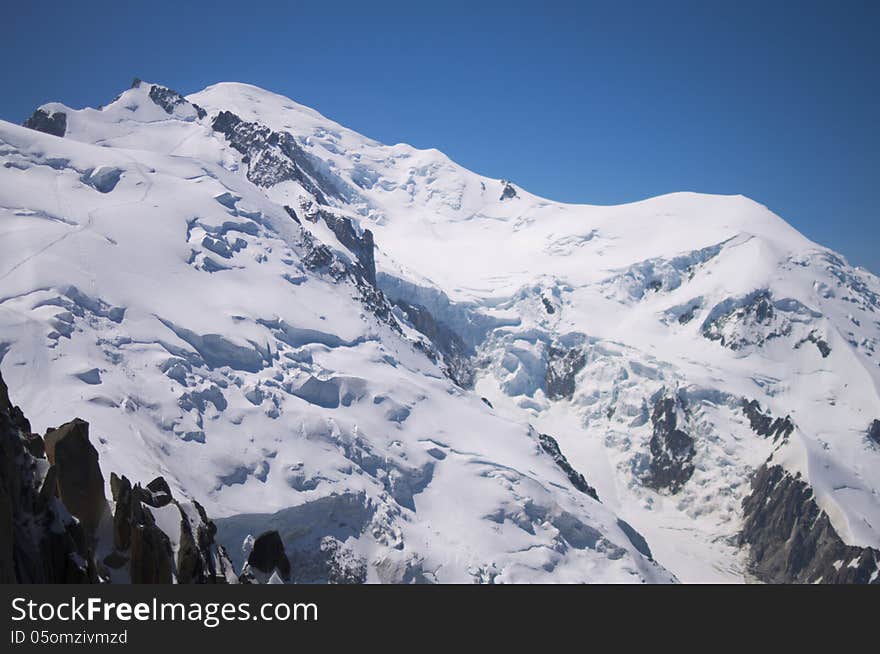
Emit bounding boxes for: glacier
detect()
[1,79,878,583]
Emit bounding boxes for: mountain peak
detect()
[3,78,880,584]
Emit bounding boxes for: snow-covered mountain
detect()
[1,79,878,583]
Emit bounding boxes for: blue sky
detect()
[4,1,878,272]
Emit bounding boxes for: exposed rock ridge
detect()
[741,399,795,442]
[0,369,235,584]
[211,110,345,202]
[740,463,880,584]
[544,345,587,400]
[0,372,96,583]
[392,299,474,388]
[644,393,695,493]
[300,201,376,286]
[23,109,67,138]
[537,432,599,501]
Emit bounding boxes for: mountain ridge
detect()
[2,79,879,583]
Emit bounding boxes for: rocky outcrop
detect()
[0,369,235,584]
[701,290,827,357]
[240,530,291,583]
[742,399,794,442]
[869,420,880,447]
[302,204,376,286]
[616,519,653,561]
[0,372,96,583]
[701,290,788,350]
[538,432,599,501]
[211,110,343,201]
[794,330,831,358]
[44,418,109,536]
[127,493,174,584]
[147,83,207,119]
[499,180,517,200]
[644,394,695,493]
[393,299,474,388]
[23,108,67,137]
[740,463,880,583]
[107,472,236,584]
[294,222,400,336]
[544,345,586,400]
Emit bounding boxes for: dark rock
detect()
[481,397,494,409]
[129,501,173,584]
[393,299,474,388]
[545,345,586,400]
[302,240,334,272]
[43,419,108,536]
[499,180,517,200]
[22,433,44,459]
[701,290,791,350]
[283,205,301,224]
[110,473,132,551]
[616,519,653,561]
[176,512,202,584]
[147,84,205,118]
[295,201,376,285]
[0,370,231,585]
[740,463,880,583]
[541,296,556,314]
[314,209,376,286]
[245,530,291,581]
[677,305,697,324]
[291,216,401,338]
[644,395,695,493]
[211,110,344,201]
[24,109,67,137]
[102,550,128,570]
[140,476,173,508]
[742,399,795,442]
[0,370,96,583]
[37,465,58,509]
[148,84,186,114]
[111,473,232,584]
[795,331,831,358]
[538,433,599,500]
[869,420,880,447]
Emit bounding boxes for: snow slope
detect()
[3,79,879,582]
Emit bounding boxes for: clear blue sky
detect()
[4,1,878,272]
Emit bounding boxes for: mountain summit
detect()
[1,80,878,583]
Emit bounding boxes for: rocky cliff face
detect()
[211,110,346,204]
[741,400,795,442]
[0,369,250,584]
[538,432,599,501]
[740,463,880,584]
[868,419,880,447]
[544,346,587,401]
[0,372,96,583]
[23,108,66,137]
[643,394,695,494]
[392,299,475,388]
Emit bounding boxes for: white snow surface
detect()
[2,80,879,583]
